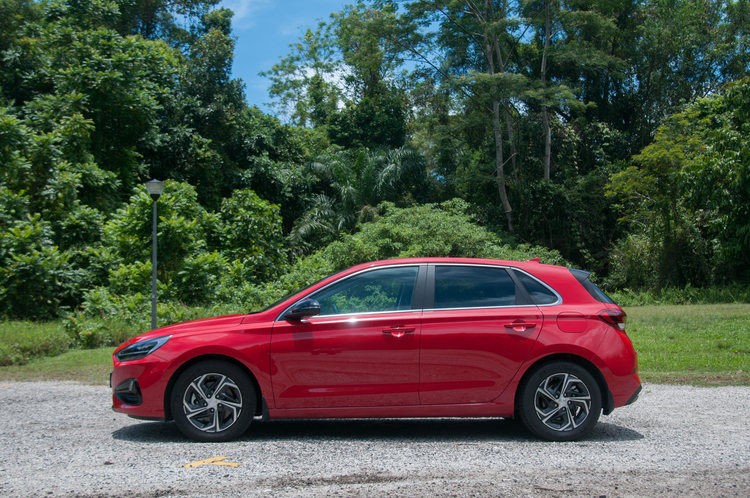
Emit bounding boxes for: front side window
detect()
[434,266,518,309]
[310,266,419,315]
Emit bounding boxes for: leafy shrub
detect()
[173,251,229,304]
[0,216,90,319]
[218,188,287,282]
[0,321,71,366]
[610,284,750,307]
[223,200,570,310]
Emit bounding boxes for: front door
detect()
[270,265,423,408]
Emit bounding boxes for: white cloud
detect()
[220,0,270,29]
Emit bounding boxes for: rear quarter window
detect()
[515,271,559,305]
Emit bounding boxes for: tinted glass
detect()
[569,268,615,304]
[311,266,419,315]
[582,280,615,304]
[434,266,517,308]
[516,272,558,305]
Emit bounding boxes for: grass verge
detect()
[0,304,747,387]
[0,348,113,385]
[626,303,749,386]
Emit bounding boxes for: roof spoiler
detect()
[524,258,541,263]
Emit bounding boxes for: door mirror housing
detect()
[285,299,321,320]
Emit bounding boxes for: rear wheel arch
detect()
[514,353,612,417]
[163,354,263,421]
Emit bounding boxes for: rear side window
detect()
[515,271,559,305]
[434,266,518,308]
[569,269,616,304]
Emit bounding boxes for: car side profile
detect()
[111,258,641,442]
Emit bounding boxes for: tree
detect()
[607,78,750,288]
[290,146,433,253]
[262,2,413,149]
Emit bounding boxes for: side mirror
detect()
[285,299,321,320]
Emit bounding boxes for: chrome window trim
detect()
[275,263,423,321]
[422,304,540,312]
[428,262,563,309]
[313,308,422,319]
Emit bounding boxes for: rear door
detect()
[418,264,544,405]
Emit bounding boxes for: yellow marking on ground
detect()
[0,383,14,386]
[182,457,240,468]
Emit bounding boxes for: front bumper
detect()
[111,356,171,419]
[114,378,143,406]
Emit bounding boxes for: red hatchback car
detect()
[111,258,641,442]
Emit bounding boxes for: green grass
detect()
[0,304,748,386]
[0,347,114,385]
[0,321,71,366]
[626,304,750,385]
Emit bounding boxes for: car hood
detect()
[127,314,247,344]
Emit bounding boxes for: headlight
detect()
[115,335,171,362]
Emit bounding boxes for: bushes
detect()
[76,181,287,318]
[0,321,71,366]
[222,200,570,310]
[610,284,750,307]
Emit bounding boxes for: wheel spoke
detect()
[534,372,591,433]
[182,371,243,434]
[210,375,229,397]
[536,385,556,403]
[186,408,210,421]
[190,381,208,403]
[542,406,571,430]
[219,399,242,410]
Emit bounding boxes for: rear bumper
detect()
[625,384,642,406]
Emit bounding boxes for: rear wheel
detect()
[170,360,256,442]
[517,361,602,441]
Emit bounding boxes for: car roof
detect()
[344,257,567,273]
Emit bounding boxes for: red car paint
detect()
[112,258,640,426]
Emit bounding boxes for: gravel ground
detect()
[1,382,748,498]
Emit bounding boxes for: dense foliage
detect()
[0,0,748,322]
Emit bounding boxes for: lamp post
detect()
[145,179,165,330]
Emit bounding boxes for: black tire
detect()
[170,360,257,442]
[517,361,602,442]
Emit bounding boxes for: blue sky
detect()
[220,0,349,115]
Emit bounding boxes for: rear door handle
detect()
[382,326,415,338]
[504,321,536,333]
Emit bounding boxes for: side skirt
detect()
[267,402,513,420]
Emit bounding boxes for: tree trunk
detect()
[542,0,552,181]
[481,0,514,231]
[493,99,514,231]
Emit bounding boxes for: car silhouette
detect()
[111,257,641,442]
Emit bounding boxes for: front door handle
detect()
[382,326,415,338]
[504,321,536,333]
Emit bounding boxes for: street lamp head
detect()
[145,179,166,201]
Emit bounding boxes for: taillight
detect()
[598,309,627,332]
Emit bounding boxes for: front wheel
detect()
[171,360,257,442]
[517,361,602,442]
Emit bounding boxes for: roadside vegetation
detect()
[1,303,747,386]
[1,1,748,388]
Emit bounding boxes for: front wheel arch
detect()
[164,354,263,422]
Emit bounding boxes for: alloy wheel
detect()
[533,373,591,432]
[182,373,243,433]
